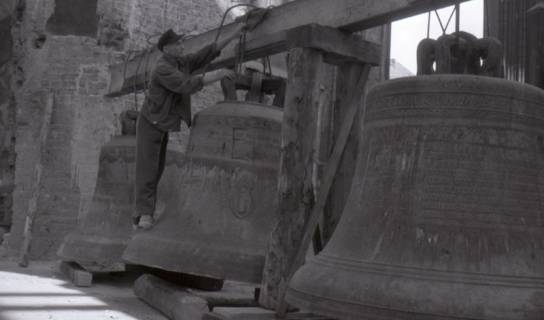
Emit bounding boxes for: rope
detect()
[434,5,457,35]
[485,0,490,36]
[235,30,248,75]
[211,3,274,78]
[455,2,460,34]
[213,3,259,44]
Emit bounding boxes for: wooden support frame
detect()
[258,24,375,315]
[106,0,468,97]
[286,25,381,66]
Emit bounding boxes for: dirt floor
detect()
[0,258,168,320]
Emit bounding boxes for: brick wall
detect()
[5,0,230,259]
[0,1,17,239]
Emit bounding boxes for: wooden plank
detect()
[322,63,368,243]
[276,64,371,315]
[188,281,259,308]
[258,48,329,310]
[309,47,336,253]
[106,0,468,97]
[134,274,209,320]
[148,268,225,291]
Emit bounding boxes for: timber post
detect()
[258,24,378,312]
[258,46,329,309]
[526,2,544,89]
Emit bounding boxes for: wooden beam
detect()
[107,25,379,97]
[106,0,468,97]
[286,24,381,66]
[134,274,209,320]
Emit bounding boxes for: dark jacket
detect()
[140,43,221,131]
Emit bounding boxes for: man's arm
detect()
[156,60,233,92]
[187,22,246,72]
[202,69,235,86]
[156,64,205,94]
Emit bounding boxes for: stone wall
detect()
[5,0,231,259]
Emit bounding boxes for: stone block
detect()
[134,274,209,320]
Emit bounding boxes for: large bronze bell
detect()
[57,111,183,272]
[122,101,282,283]
[287,75,544,319]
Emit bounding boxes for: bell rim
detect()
[305,253,544,287]
[287,253,544,320]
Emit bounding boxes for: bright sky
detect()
[390,0,484,75]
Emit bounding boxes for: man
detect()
[134,20,250,230]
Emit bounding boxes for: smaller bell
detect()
[57,111,183,272]
[123,100,282,283]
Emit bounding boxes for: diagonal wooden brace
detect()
[274,63,371,316]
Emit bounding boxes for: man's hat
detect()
[157,29,184,52]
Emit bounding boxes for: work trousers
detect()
[134,115,169,219]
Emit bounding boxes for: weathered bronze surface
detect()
[122,101,282,283]
[57,135,136,272]
[57,112,182,272]
[287,75,544,319]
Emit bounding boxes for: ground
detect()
[0,258,168,320]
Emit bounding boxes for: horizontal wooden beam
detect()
[106,0,468,97]
[286,24,381,66]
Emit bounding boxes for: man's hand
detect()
[222,69,236,81]
[202,69,237,85]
